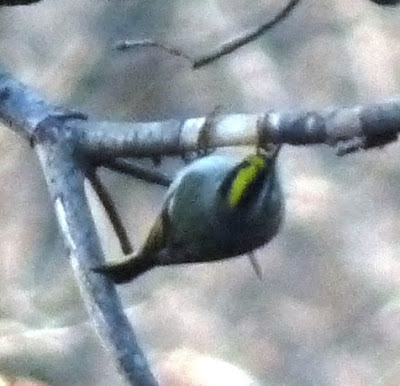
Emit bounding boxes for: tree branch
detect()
[86,170,134,255]
[0,71,158,386]
[2,69,400,385]
[0,0,41,5]
[102,158,172,187]
[369,0,400,5]
[78,100,400,159]
[115,0,302,69]
[193,0,302,68]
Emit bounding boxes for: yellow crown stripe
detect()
[228,155,267,207]
[249,154,267,170]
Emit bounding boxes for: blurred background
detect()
[0,0,400,385]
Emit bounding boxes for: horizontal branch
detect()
[1,70,399,159]
[80,99,400,158]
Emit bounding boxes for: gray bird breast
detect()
[169,155,284,263]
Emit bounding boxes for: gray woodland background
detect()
[0,0,400,385]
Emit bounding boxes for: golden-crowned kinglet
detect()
[94,147,283,283]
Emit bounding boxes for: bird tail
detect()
[93,253,155,284]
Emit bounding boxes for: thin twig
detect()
[193,0,301,68]
[86,171,134,255]
[114,39,193,62]
[102,158,172,187]
[114,0,301,69]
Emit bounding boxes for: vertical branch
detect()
[0,70,158,385]
[35,141,158,386]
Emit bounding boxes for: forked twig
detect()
[114,0,301,69]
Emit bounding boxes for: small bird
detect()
[94,147,284,283]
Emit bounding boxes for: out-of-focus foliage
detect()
[1,0,400,385]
